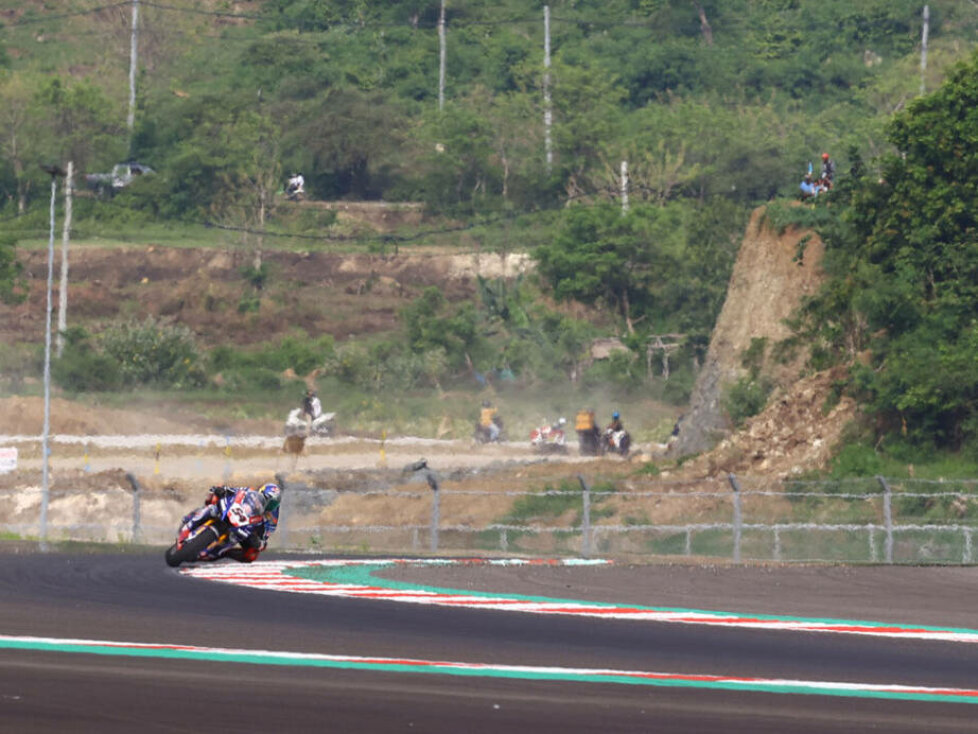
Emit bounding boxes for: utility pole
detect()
[56,161,73,358]
[438,0,446,110]
[128,0,139,137]
[620,160,629,214]
[543,5,553,174]
[39,163,66,547]
[920,5,930,96]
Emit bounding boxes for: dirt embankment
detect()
[0,204,866,547]
[4,246,530,347]
[671,206,839,461]
[675,367,856,478]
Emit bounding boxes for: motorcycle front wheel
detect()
[165,525,220,567]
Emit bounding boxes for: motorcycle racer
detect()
[180,482,281,563]
[605,411,631,456]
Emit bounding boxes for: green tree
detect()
[401,286,482,369]
[533,203,680,334]
[289,88,410,199]
[0,73,45,214]
[0,235,25,304]
[808,52,978,450]
[34,77,127,173]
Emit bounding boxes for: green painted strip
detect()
[286,562,978,637]
[1,637,975,705]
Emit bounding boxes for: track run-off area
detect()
[2,549,978,732]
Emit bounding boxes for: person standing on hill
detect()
[800,172,818,200]
[820,153,835,188]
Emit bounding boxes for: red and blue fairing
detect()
[174,489,268,563]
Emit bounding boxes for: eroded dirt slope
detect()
[672,206,829,457]
[5,246,530,346]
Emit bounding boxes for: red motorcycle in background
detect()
[530,418,568,454]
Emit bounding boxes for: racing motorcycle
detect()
[605,428,632,458]
[530,418,568,454]
[473,416,505,444]
[164,488,266,567]
[284,407,336,437]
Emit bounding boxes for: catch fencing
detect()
[4,465,978,564]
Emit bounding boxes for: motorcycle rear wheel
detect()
[165,526,220,567]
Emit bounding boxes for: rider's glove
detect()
[205,485,229,505]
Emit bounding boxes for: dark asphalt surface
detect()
[1,545,977,733]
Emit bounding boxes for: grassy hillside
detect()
[3,1,978,464]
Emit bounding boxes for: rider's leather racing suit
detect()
[181,486,279,563]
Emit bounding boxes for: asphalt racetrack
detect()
[2,545,978,733]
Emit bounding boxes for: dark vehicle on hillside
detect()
[84,161,154,197]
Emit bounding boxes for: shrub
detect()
[52,328,122,391]
[207,335,334,376]
[102,318,206,388]
[723,375,773,427]
[215,366,283,393]
[582,349,644,390]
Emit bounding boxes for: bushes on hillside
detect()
[54,320,205,391]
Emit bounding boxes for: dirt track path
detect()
[3,435,598,480]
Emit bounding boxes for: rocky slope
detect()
[671,206,832,459]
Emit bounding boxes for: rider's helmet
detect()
[612,411,620,420]
[259,483,282,513]
[482,399,491,408]
[822,153,829,160]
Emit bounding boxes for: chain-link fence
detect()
[4,466,978,564]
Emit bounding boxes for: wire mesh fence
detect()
[3,467,978,564]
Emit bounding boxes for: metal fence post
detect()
[405,460,441,554]
[427,469,440,553]
[876,475,893,564]
[126,472,141,544]
[274,473,289,549]
[577,475,591,559]
[728,473,742,563]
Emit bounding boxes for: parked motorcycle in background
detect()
[530,418,568,454]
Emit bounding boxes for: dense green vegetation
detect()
[791,51,978,464]
[2,1,978,462]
